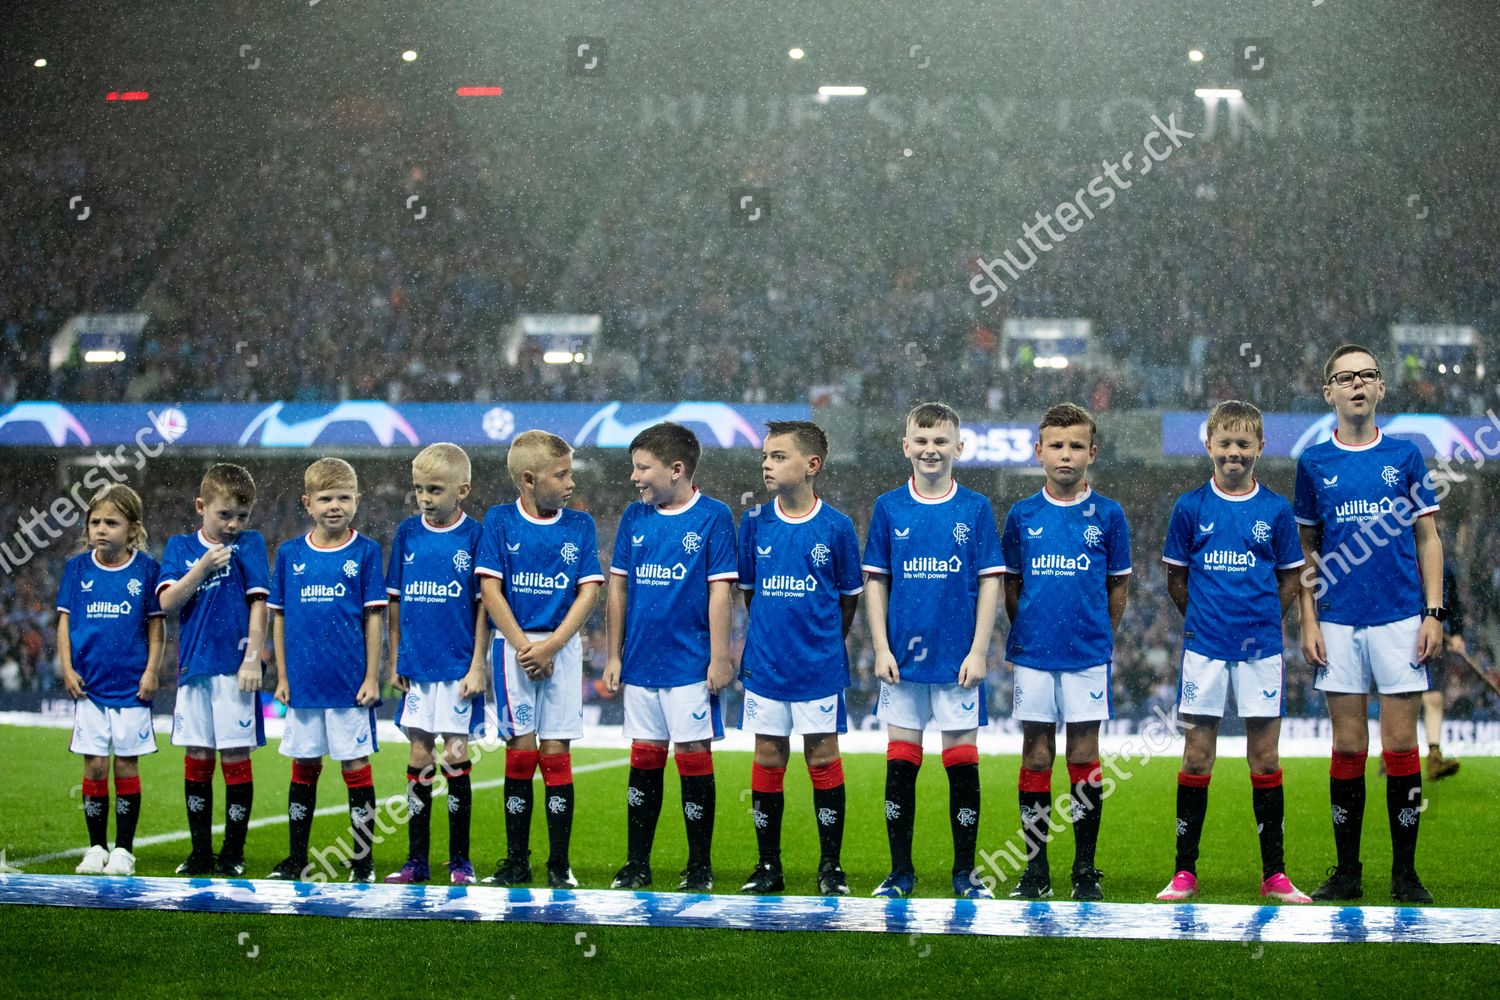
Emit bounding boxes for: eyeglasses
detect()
[1327,368,1381,388]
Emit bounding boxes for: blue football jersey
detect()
[1002,486,1132,671]
[1294,430,1438,626]
[609,490,738,688]
[738,497,864,701]
[1163,480,1305,661]
[157,530,271,681]
[385,512,485,684]
[861,479,1006,684]
[475,502,605,632]
[57,549,163,707]
[268,531,388,709]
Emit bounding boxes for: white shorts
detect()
[494,632,584,741]
[395,678,485,738]
[171,674,265,751]
[623,682,724,743]
[738,690,847,737]
[876,681,986,732]
[1178,650,1284,718]
[1011,663,1112,724]
[71,700,157,757]
[1317,616,1429,696]
[279,706,379,761]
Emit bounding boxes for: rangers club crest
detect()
[343,559,359,578]
[1251,520,1271,544]
[560,542,579,565]
[952,522,971,545]
[682,531,702,554]
[1083,524,1104,548]
[126,578,143,597]
[810,543,830,567]
[453,549,472,572]
[1380,465,1400,487]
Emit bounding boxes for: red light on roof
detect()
[456,86,503,97]
[105,91,150,101]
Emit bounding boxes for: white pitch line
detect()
[12,757,630,868]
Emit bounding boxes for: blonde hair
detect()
[1206,400,1264,441]
[304,457,359,495]
[507,430,571,488]
[413,442,471,485]
[88,484,148,550]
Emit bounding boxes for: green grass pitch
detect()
[1,727,1496,998]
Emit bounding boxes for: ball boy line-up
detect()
[58,344,1444,904]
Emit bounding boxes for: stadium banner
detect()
[1389,324,1480,384]
[956,422,1038,467]
[49,312,149,369]
[1162,411,1500,461]
[1000,318,1092,372]
[0,401,808,450]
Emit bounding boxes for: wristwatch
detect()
[1422,607,1448,622]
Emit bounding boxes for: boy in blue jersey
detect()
[736,421,863,896]
[1155,401,1311,904]
[266,458,388,882]
[382,444,489,886]
[604,422,737,892]
[475,431,604,889]
[60,485,165,877]
[1296,345,1444,904]
[1002,403,1131,901]
[862,402,1004,900]
[157,463,270,876]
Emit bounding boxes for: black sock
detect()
[626,762,665,864]
[503,775,534,862]
[542,781,574,867]
[1019,785,1052,870]
[753,790,785,865]
[1250,772,1285,878]
[221,762,254,861]
[82,780,109,849]
[1386,766,1422,872]
[406,766,433,864]
[678,757,716,868]
[884,750,921,873]
[944,749,981,872]
[288,768,320,864]
[1174,774,1210,875]
[114,779,141,852]
[446,766,473,864]
[185,776,213,856]
[347,783,376,868]
[1070,763,1103,871]
[1330,775,1365,869]
[812,783,845,865]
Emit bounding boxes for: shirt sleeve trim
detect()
[1294,516,1319,526]
[1276,560,1308,570]
[577,574,606,585]
[475,566,503,580]
[1161,556,1189,567]
[609,567,629,577]
[708,572,740,582]
[1108,568,1134,576]
[861,563,890,575]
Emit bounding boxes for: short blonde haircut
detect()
[1206,400,1264,441]
[412,442,471,485]
[507,430,572,488]
[304,456,359,495]
[88,484,148,550]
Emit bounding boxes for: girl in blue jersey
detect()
[57,485,165,876]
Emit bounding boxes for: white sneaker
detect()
[75,845,109,874]
[102,847,137,876]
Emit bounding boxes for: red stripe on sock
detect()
[675,750,714,777]
[291,761,323,785]
[406,765,435,786]
[184,756,215,783]
[942,745,980,769]
[505,748,540,780]
[82,778,109,798]
[1330,750,1368,780]
[630,742,668,770]
[1019,767,1052,793]
[751,763,786,794]
[1178,770,1213,789]
[1249,769,1283,789]
[886,740,923,766]
[221,759,253,786]
[1068,760,1103,786]
[807,759,845,790]
[442,760,473,779]
[114,776,141,796]
[1383,749,1421,778]
[341,764,374,789]
[539,753,572,787]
